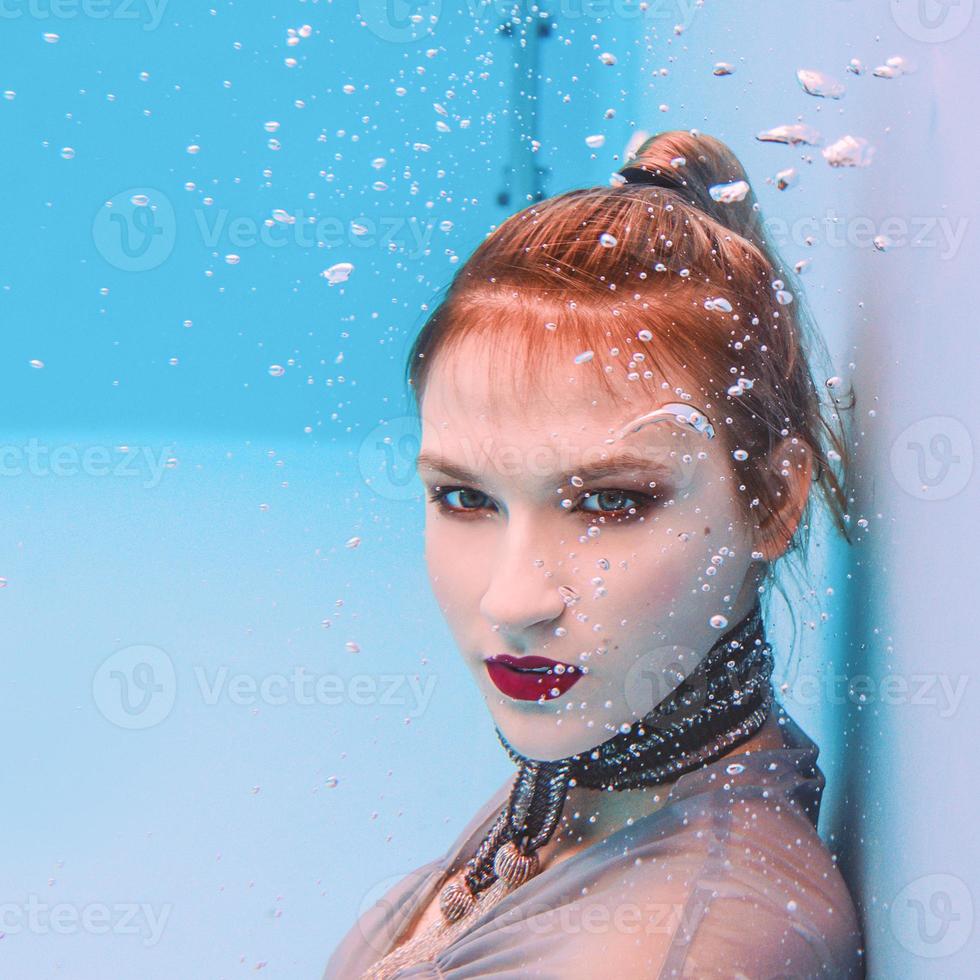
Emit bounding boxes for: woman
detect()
[324,129,865,978]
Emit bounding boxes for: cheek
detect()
[423,518,487,615]
[669,477,753,577]
[573,489,752,638]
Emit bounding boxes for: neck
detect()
[440,597,776,923]
[538,701,783,871]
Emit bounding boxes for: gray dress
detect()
[323,709,865,979]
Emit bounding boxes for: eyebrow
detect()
[414,451,677,486]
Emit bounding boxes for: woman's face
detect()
[416,334,769,761]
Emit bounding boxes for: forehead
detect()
[417,333,715,482]
[420,331,702,437]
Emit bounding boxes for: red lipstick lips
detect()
[484,653,584,702]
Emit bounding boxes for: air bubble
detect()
[709,180,750,203]
[322,262,354,284]
[822,134,874,168]
[796,68,846,99]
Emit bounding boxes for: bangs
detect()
[421,282,743,438]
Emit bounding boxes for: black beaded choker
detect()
[438,602,775,922]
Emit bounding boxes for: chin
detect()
[487,700,617,763]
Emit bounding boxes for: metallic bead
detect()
[439,877,475,922]
[493,840,539,887]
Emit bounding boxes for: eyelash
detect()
[425,485,661,522]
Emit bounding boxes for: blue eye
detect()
[427,487,493,513]
[427,486,658,520]
[580,490,644,515]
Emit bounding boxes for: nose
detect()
[478,519,569,641]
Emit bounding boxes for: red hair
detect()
[405,129,854,571]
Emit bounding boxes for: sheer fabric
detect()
[323,706,864,979]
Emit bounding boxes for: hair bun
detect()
[619,129,766,248]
